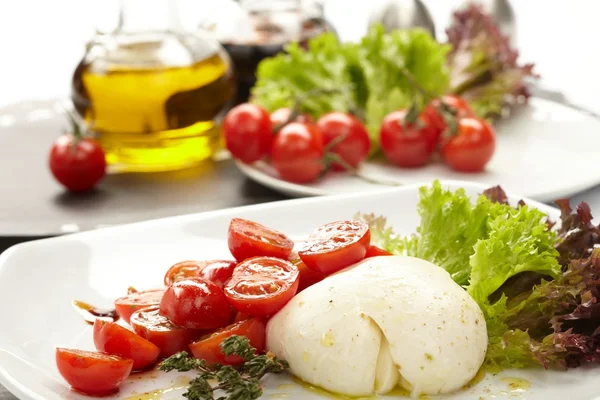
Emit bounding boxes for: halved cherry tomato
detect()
[130,306,202,357]
[114,288,164,325]
[365,245,393,258]
[441,117,496,172]
[228,218,294,262]
[289,248,326,292]
[299,220,371,275]
[55,348,133,396]
[160,278,234,330]
[189,318,266,366]
[93,319,160,371]
[224,257,299,317]
[164,260,236,288]
[234,312,252,323]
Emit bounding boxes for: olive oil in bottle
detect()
[72,0,235,172]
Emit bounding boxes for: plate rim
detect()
[0,179,559,400]
[234,97,600,201]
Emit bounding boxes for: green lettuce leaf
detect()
[250,25,450,152]
[467,205,561,305]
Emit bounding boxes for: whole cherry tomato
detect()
[93,320,160,371]
[49,135,106,192]
[55,348,132,396]
[316,112,371,171]
[190,318,266,366]
[271,122,324,183]
[223,103,272,164]
[379,109,438,168]
[228,218,294,262]
[160,278,234,330]
[299,220,371,275]
[441,117,496,172]
[270,107,314,131]
[224,257,299,317]
[423,95,476,142]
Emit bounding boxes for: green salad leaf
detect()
[251,25,450,152]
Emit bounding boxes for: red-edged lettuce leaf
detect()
[554,198,600,266]
[446,4,537,119]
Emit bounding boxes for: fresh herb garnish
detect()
[158,335,288,400]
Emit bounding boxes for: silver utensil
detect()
[367,0,436,37]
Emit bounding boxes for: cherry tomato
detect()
[190,318,266,366]
[164,260,236,289]
[114,289,164,325]
[423,95,476,144]
[271,122,324,183]
[224,257,299,317]
[223,103,273,164]
[316,112,371,171]
[299,220,371,275]
[288,249,326,292]
[55,348,133,396]
[234,312,252,323]
[270,107,314,130]
[160,278,234,330]
[441,117,496,172]
[49,135,106,192]
[379,109,438,168]
[365,245,393,258]
[130,306,202,357]
[93,319,160,371]
[228,218,294,262]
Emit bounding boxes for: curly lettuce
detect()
[251,25,450,152]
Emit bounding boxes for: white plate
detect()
[236,98,600,202]
[1,180,599,400]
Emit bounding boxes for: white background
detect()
[0,0,598,112]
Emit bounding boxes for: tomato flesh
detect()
[130,305,202,357]
[114,289,164,325]
[164,259,236,288]
[190,318,266,366]
[93,319,160,371]
[365,245,393,258]
[228,218,294,262]
[224,257,299,317]
[55,348,132,396]
[299,220,371,275]
[160,277,234,330]
[289,248,326,292]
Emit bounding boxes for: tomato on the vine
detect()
[270,108,314,131]
[49,135,106,192]
[379,109,438,168]
[441,117,496,173]
[316,112,371,171]
[271,122,324,183]
[223,103,273,164]
[423,95,476,139]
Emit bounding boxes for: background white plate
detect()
[1,180,599,400]
[236,98,600,202]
